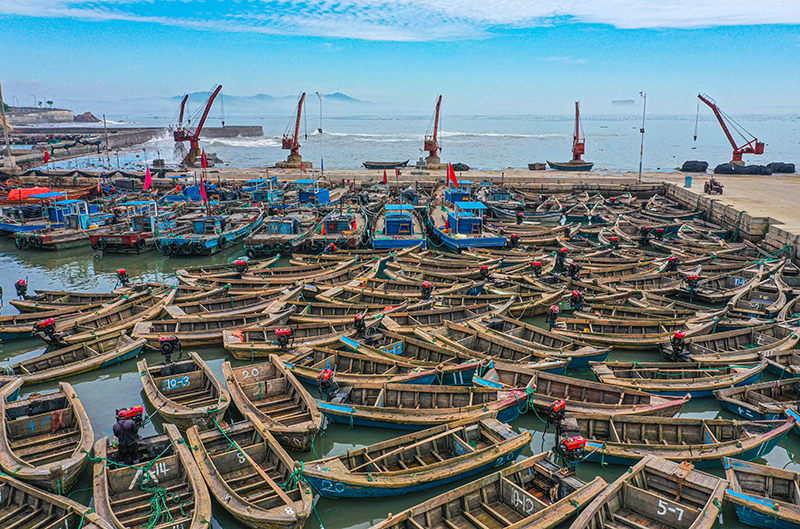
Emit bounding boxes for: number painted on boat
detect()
[162,375,190,392]
[241,368,260,379]
[320,480,346,495]
[495,453,516,466]
[657,499,684,521]
[236,451,246,464]
[152,462,170,477]
[285,507,295,515]
[512,489,536,515]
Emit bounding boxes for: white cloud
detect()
[0,1,799,41]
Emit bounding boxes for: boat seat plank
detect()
[624,483,699,529]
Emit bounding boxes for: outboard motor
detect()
[569,290,585,312]
[668,331,688,361]
[685,274,701,291]
[555,248,568,272]
[531,261,543,277]
[115,405,145,428]
[548,400,567,429]
[498,226,506,236]
[14,279,27,299]
[639,225,652,241]
[608,236,619,249]
[666,256,679,273]
[116,269,129,287]
[557,435,587,466]
[516,212,524,225]
[329,243,338,253]
[275,328,294,349]
[479,265,490,280]
[419,282,433,300]
[318,368,338,401]
[546,304,560,329]
[507,233,518,248]
[158,335,182,363]
[234,259,248,275]
[353,313,367,336]
[654,227,666,240]
[32,318,64,345]
[567,261,581,280]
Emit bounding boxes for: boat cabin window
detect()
[447,212,481,235]
[385,214,413,235]
[325,214,356,234]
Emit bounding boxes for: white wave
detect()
[439,130,567,139]
[206,137,282,148]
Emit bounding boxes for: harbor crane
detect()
[278,92,309,168]
[172,84,222,167]
[697,93,764,165]
[423,95,442,167]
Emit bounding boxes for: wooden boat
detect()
[475,362,691,417]
[183,260,380,289]
[677,269,766,304]
[0,378,23,402]
[10,289,121,313]
[92,423,211,529]
[0,473,114,529]
[427,201,507,251]
[0,301,107,341]
[576,414,794,467]
[662,322,800,364]
[370,451,606,529]
[132,309,292,348]
[576,302,712,322]
[382,299,515,334]
[728,276,789,319]
[778,261,800,297]
[417,320,605,370]
[319,383,528,430]
[465,316,611,369]
[372,204,427,249]
[304,417,530,498]
[568,455,725,529]
[724,457,800,529]
[435,288,564,318]
[306,210,369,252]
[36,289,176,345]
[90,200,189,254]
[243,211,318,258]
[156,208,265,256]
[173,256,284,279]
[185,416,313,529]
[551,317,706,350]
[138,351,231,431]
[363,160,409,169]
[224,320,360,360]
[0,382,93,492]
[591,361,768,397]
[715,379,800,420]
[7,331,146,384]
[165,286,302,318]
[548,160,594,171]
[629,290,726,313]
[222,356,322,451]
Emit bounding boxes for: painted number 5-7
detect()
[657,499,684,521]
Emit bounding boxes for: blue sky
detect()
[2,1,800,115]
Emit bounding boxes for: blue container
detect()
[684,176,693,188]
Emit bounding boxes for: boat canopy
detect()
[455,201,487,211]
[385,204,414,211]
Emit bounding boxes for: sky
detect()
[2,1,800,116]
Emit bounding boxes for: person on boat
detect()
[113,410,140,465]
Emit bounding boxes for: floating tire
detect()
[281,242,293,253]
[181,242,194,255]
[161,243,172,256]
[245,248,257,259]
[90,242,98,250]
[192,242,205,255]
[32,236,43,248]
[96,239,107,251]
[136,238,147,250]
[169,242,180,255]
[217,236,227,250]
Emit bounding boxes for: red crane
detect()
[424,95,442,164]
[282,93,306,164]
[697,93,764,164]
[173,85,222,166]
[572,101,586,162]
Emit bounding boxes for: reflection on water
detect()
[0,241,795,529]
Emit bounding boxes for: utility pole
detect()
[103,114,109,152]
[0,81,16,172]
[315,92,324,179]
[638,92,647,184]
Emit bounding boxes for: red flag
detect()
[43,151,50,163]
[447,163,459,189]
[201,150,209,169]
[144,167,152,191]
[97,180,101,193]
[395,167,400,179]
[199,180,208,204]
[383,169,388,184]
[300,162,308,174]
[265,167,269,177]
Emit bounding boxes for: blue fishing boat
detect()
[155,208,265,256]
[305,210,369,252]
[427,201,506,251]
[243,208,318,258]
[725,457,800,529]
[371,204,427,250]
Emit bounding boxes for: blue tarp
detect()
[52,199,84,205]
[386,204,414,211]
[118,201,155,206]
[29,192,68,199]
[455,201,487,210]
[294,179,317,185]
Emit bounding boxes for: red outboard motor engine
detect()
[546,305,560,329]
[531,261,543,277]
[654,227,666,240]
[14,279,27,299]
[234,259,248,275]
[275,328,294,349]
[507,233,518,248]
[479,265,489,280]
[419,281,433,300]
[558,436,586,464]
[555,248,568,271]
[640,225,652,240]
[567,261,581,280]
[115,405,145,427]
[353,313,367,335]
[548,400,567,429]
[498,226,506,236]
[32,317,63,345]
[318,368,337,400]
[569,290,585,311]
[329,243,338,253]
[670,331,687,361]
[685,274,701,291]
[666,256,679,273]
[516,212,524,225]
[608,236,619,249]
[116,269,129,286]
[158,335,182,363]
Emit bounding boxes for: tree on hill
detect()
[2,102,8,112]
[46,100,54,109]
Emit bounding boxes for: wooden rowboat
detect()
[165,285,302,317]
[0,301,107,341]
[568,455,726,529]
[575,414,794,467]
[724,457,800,529]
[662,323,800,364]
[370,452,606,529]
[10,289,121,313]
[591,361,768,397]
[185,416,313,529]
[0,382,93,492]
[0,473,114,529]
[303,417,530,498]
[551,317,707,350]
[474,362,691,417]
[319,383,528,430]
[6,331,146,384]
[222,356,322,452]
[728,276,789,320]
[224,321,360,360]
[714,379,800,420]
[92,423,212,529]
[381,299,516,334]
[138,351,230,431]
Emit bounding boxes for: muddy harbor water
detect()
[0,236,797,529]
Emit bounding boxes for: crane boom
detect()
[177,94,189,128]
[424,95,442,157]
[193,85,222,139]
[697,93,764,163]
[282,93,306,156]
[172,84,222,167]
[572,101,586,161]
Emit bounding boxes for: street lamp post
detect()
[0,81,17,171]
[315,92,324,179]
[638,92,647,183]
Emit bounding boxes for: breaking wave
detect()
[206,137,282,148]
